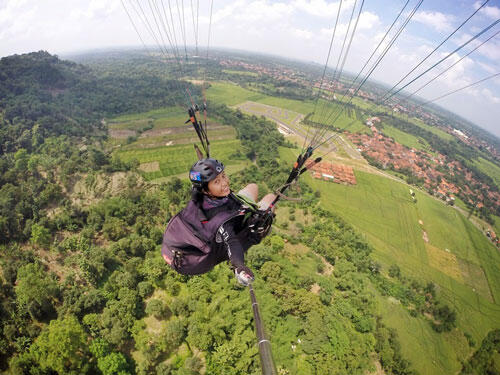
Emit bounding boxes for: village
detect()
[346,123,500,247]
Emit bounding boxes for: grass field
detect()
[494,215,500,238]
[374,107,455,142]
[108,106,186,123]
[373,285,468,375]
[279,145,500,375]
[473,156,500,189]
[410,117,454,141]
[380,124,432,151]
[207,81,368,133]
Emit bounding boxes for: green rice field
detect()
[108,103,243,181]
[222,69,259,77]
[116,139,243,180]
[108,106,186,124]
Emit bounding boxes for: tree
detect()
[15,263,59,319]
[90,338,131,375]
[30,223,51,248]
[30,315,91,375]
[146,299,167,319]
[270,235,285,252]
[164,317,186,348]
[97,352,130,375]
[102,217,129,241]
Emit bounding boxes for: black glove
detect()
[234,266,254,286]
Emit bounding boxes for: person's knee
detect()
[239,183,258,201]
[246,183,258,193]
[259,193,277,211]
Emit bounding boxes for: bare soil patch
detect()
[310,283,321,295]
[109,129,136,139]
[316,253,334,276]
[139,161,160,173]
[141,128,172,137]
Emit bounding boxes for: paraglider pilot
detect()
[161,158,276,285]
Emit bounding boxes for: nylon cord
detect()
[379,0,491,103]
[313,0,423,151]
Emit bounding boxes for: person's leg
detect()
[238,183,258,202]
[258,193,277,211]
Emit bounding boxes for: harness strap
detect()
[232,192,259,212]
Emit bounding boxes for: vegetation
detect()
[1,49,499,375]
[461,329,500,375]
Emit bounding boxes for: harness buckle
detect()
[173,250,183,269]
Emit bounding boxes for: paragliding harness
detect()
[162,193,249,275]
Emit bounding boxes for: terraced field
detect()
[117,139,243,180]
[108,106,243,180]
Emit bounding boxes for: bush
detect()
[388,264,401,278]
[146,299,166,319]
[316,261,325,274]
[30,224,51,248]
[137,281,154,298]
[270,235,285,252]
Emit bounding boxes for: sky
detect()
[0,0,499,137]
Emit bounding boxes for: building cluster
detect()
[443,126,500,161]
[310,162,357,185]
[347,130,500,210]
[219,59,305,85]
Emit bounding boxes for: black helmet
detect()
[189,158,225,189]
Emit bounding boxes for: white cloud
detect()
[0,0,38,39]
[476,40,500,61]
[437,55,475,88]
[481,88,500,104]
[477,61,497,74]
[291,28,313,40]
[292,0,354,18]
[214,0,293,23]
[474,1,500,19]
[358,11,380,30]
[413,11,454,33]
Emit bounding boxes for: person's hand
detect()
[234,266,254,286]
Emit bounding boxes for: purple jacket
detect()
[162,198,245,275]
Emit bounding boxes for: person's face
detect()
[206,171,230,197]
